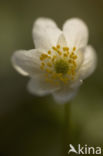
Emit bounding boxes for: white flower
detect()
[12,17,97,104]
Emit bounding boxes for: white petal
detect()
[70,79,83,88]
[63,18,89,50]
[52,87,78,104]
[33,18,61,51]
[78,45,97,79]
[12,49,44,76]
[75,50,84,70]
[28,78,60,96]
[57,33,67,47]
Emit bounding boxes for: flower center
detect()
[54,59,69,75]
[39,45,77,85]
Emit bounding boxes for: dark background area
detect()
[0,0,103,155]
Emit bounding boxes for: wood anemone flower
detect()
[12,17,97,104]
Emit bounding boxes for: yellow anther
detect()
[68,59,72,63]
[58,51,62,55]
[40,56,43,61]
[42,53,48,57]
[72,55,77,59]
[71,70,75,76]
[67,51,69,55]
[72,61,77,67]
[64,53,68,57]
[52,58,55,62]
[52,46,58,52]
[57,45,60,49]
[52,55,57,62]
[63,47,66,51]
[46,68,52,73]
[59,76,68,84]
[70,52,75,58]
[41,62,45,66]
[40,53,48,61]
[53,55,57,59]
[48,50,51,55]
[47,62,52,67]
[71,52,74,55]
[63,47,69,51]
[73,46,76,51]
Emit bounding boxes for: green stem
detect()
[62,102,71,156]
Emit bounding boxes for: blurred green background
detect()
[0,0,103,155]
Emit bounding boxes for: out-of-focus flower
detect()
[12,18,97,104]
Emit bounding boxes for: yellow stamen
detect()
[40,56,44,61]
[41,62,45,66]
[71,69,75,75]
[40,53,48,61]
[40,44,77,85]
[58,51,62,55]
[64,53,68,57]
[72,55,77,59]
[52,55,57,62]
[48,50,51,55]
[47,62,52,67]
[46,68,52,73]
[57,45,60,49]
[72,61,77,67]
[52,46,58,52]
[63,47,69,51]
[73,46,76,51]
[68,59,72,63]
